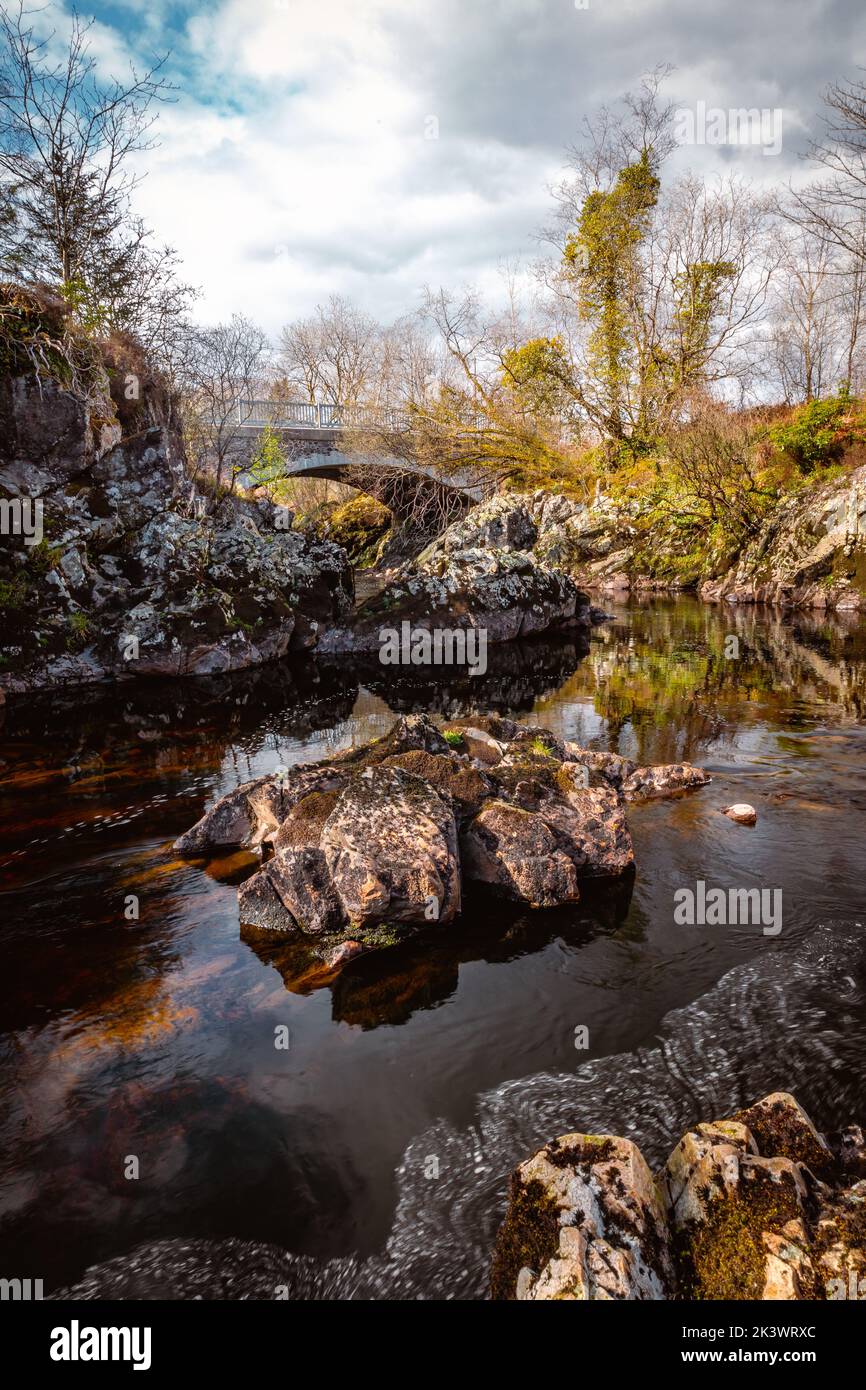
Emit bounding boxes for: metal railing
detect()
[235,399,407,431]
[234,399,490,433]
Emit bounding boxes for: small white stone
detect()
[722,803,758,825]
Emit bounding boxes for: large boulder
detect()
[460,799,582,908]
[492,1091,866,1300]
[316,551,588,655]
[490,1133,673,1301]
[321,763,461,929]
[176,713,708,971]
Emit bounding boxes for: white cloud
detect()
[36,0,866,336]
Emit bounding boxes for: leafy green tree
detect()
[500,335,574,420]
[249,424,286,493]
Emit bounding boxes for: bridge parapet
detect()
[234,399,488,433]
[236,398,407,431]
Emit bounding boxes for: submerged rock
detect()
[491,1091,866,1300]
[564,742,710,801]
[176,713,708,970]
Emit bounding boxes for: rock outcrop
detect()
[491,1092,866,1300]
[417,481,866,611]
[175,713,709,970]
[701,464,866,612]
[0,348,353,694]
[316,545,591,656]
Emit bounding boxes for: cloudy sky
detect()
[46,0,866,333]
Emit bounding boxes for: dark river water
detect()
[1,596,866,1298]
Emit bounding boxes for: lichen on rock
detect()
[491,1090,866,1301]
[175,712,709,973]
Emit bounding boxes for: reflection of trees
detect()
[0,662,359,828]
[539,600,866,766]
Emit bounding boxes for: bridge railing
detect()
[234,399,490,433]
[235,399,407,431]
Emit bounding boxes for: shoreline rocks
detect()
[0,369,354,695]
[175,713,710,971]
[420,482,866,613]
[491,1092,866,1300]
[316,549,592,656]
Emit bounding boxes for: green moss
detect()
[351,921,407,950]
[443,729,465,748]
[674,1166,806,1300]
[323,494,392,567]
[65,610,91,650]
[27,540,62,574]
[0,577,26,610]
[529,736,556,757]
[489,1176,562,1301]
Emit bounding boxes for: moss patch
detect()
[674,1166,805,1300]
[735,1098,836,1182]
[489,1176,562,1301]
[382,749,491,817]
[545,1135,615,1168]
[277,790,341,849]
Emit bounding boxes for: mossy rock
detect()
[489,1176,562,1301]
[325,494,392,566]
[382,749,493,818]
[734,1093,836,1182]
[673,1164,810,1300]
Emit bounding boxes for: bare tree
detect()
[792,75,866,262]
[178,314,272,494]
[278,295,379,405]
[547,65,678,234]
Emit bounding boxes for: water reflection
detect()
[1,595,865,1294]
[244,874,636,1026]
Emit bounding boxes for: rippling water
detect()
[1,596,865,1297]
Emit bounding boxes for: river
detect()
[1,595,865,1297]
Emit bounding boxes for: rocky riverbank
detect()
[175,712,709,971]
[0,345,599,693]
[426,475,866,612]
[0,360,354,694]
[491,1091,866,1300]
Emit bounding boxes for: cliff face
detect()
[701,464,866,611]
[426,477,866,612]
[0,365,353,696]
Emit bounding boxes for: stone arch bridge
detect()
[230,399,494,507]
